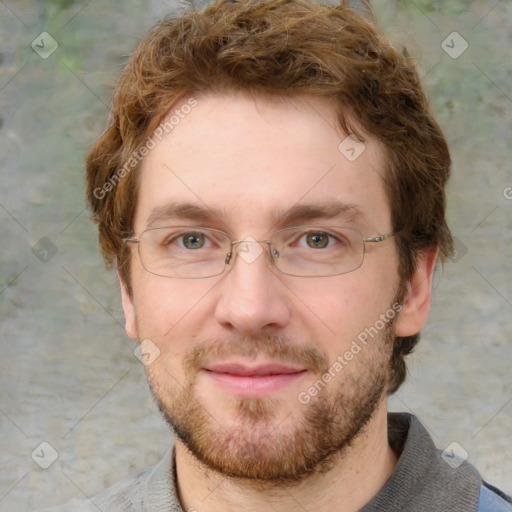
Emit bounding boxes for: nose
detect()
[214,239,292,336]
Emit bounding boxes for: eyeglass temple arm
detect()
[122,237,140,244]
[363,233,396,243]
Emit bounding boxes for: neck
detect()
[175,399,397,512]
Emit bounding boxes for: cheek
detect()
[132,275,214,351]
[290,275,396,350]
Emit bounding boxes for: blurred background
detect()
[0,0,511,510]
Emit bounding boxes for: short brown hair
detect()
[85,0,454,394]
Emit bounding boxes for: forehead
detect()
[134,91,391,234]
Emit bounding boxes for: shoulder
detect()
[34,445,179,512]
[33,464,153,512]
[477,483,512,512]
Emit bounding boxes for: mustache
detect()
[182,333,330,377]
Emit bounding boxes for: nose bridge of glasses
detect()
[224,236,270,265]
[226,238,273,266]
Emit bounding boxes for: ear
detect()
[119,273,138,339]
[395,247,438,337]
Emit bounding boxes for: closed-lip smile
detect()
[202,361,308,397]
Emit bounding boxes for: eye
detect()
[296,230,341,249]
[180,232,206,250]
[161,230,211,250]
[304,232,331,249]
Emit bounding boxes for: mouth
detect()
[201,362,308,397]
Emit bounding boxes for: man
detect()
[38,0,511,510]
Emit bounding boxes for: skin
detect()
[120,91,437,512]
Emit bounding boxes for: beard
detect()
[145,303,398,488]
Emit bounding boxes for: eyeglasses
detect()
[122,225,397,279]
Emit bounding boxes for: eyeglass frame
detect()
[122,225,398,279]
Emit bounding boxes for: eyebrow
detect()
[144,200,366,230]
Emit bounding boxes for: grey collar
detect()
[361,412,482,511]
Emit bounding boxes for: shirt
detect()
[35,412,512,511]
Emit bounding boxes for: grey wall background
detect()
[0,0,511,510]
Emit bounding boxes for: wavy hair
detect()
[85,0,454,393]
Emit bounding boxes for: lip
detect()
[202,361,308,397]
[204,362,305,376]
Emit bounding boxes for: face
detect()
[121,91,407,484]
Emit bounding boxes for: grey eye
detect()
[182,232,206,249]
